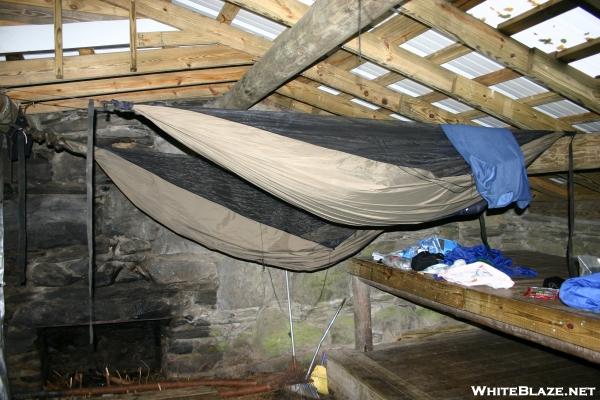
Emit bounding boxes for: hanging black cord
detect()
[87,100,96,345]
[15,119,27,285]
[566,134,577,277]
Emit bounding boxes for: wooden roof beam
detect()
[554,38,600,63]
[0,45,253,87]
[497,0,576,36]
[400,0,600,114]
[212,0,402,109]
[216,3,240,25]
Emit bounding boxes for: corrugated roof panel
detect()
[467,0,549,28]
[574,121,600,133]
[472,116,510,128]
[400,29,456,57]
[317,85,341,95]
[512,8,600,54]
[232,9,286,41]
[389,113,413,122]
[570,53,600,78]
[490,77,548,99]
[432,98,473,114]
[442,52,504,79]
[173,0,224,19]
[387,79,433,97]
[351,98,380,110]
[297,0,315,5]
[350,62,390,80]
[534,99,589,118]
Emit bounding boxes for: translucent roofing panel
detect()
[573,121,600,133]
[490,77,548,99]
[570,53,600,78]
[297,0,315,5]
[0,20,175,54]
[473,116,510,128]
[534,99,589,118]
[467,0,549,28]
[231,9,286,41]
[432,98,473,114]
[317,85,341,95]
[389,113,413,122]
[441,52,504,79]
[350,98,380,110]
[173,0,224,19]
[400,29,456,57]
[387,79,433,97]
[512,8,600,54]
[350,62,390,80]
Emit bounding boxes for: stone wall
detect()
[3,103,598,393]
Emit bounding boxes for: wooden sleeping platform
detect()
[328,329,600,400]
[347,251,600,364]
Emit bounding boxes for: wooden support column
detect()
[129,0,137,72]
[54,0,62,79]
[352,276,373,352]
[212,0,402,109]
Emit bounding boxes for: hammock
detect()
[94,105,563,270]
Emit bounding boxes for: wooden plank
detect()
[5,66,248,102]
[212,0,402,109]
[559,112,599,125]
[136,32,218,48]
[347,258,600,362]
[555,38,600,63]
[528,133,600,174]
[276,80,390,120]
[2,0,128,18]
[129,0,136,72]
[400,0,600,115]
[53,0,62,79]
[0,45,253,87]
[352,276,373,353]
[22,82,233,114]
[497,0,576,36]
[216,2,240,24]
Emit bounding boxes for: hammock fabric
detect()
[94,104,563,271]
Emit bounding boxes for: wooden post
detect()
[352,276,373,352]
[54,0,63,79]
[129,0,137,72]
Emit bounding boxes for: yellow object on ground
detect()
[310,365,328,395]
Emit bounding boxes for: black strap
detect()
[479,212,490,249]
[87,100,96,345]
[16,130,27,285]
[566,135,576,277]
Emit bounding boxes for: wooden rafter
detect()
[53,0,62,79]
[129,0,136,72]
[497,0,576,36]
[216,3,240,24]
[400,0,600,115]
[0,45,254,86]
[554,38,600,63]
[212,0,402,109]
[2,0,128,19]
[5,66,249,103]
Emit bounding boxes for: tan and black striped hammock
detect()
[95,105,562,271]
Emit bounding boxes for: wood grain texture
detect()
[347,254,600,359]
[0,45,253,86]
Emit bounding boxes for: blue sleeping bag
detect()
[559,273,600,313]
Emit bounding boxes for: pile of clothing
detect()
[373,236,537,289]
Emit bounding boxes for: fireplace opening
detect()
[38,319,168,389]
